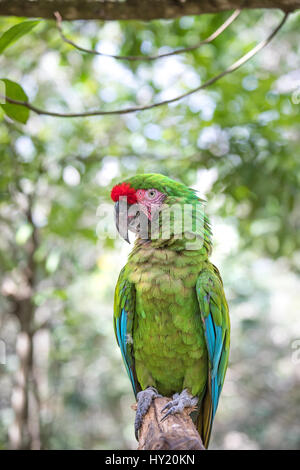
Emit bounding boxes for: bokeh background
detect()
[0,8,300,450]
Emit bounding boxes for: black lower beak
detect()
[114,201,130,244]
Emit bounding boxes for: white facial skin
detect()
[125,188,166,237]
[135,188,166,220]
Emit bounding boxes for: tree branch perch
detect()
[0,0,298,21]
[136,397,205,450]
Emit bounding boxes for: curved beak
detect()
[114,201,130,244]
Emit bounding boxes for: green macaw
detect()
[111,173,230,448]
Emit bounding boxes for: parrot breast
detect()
[127,244,208,397]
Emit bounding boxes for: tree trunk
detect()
[0,0,298,21]
[136,397,205,450]
[7,204,41,450]
[10,329,34,449]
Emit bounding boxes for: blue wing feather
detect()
[212,325,223,378]
[204,314,222,415]
[114,269,139,397]
[196,268,230,448]
[205,313,215,360]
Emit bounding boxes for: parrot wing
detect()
[113,266,140,397]
[196,265,230,448]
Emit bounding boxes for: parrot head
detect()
[111,173,211,250]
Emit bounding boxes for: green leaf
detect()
[0,20,40,54]
[0,79,29,124]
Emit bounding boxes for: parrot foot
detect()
[160,388,198,422]
[135,387,162,440]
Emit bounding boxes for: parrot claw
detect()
[161,402,172,413]
[160,408,175,422]
[160,398,178,413]
[160,389,198,422]
[134,387,162,440]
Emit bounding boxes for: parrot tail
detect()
[196,388,213,449]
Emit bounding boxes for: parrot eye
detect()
[146,189,157,200]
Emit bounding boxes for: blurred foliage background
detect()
[0,8,300,450]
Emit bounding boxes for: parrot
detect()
[111,173,230,448]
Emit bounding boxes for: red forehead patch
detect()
[111,182,137,204]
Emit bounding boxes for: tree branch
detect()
[0,0,298,21]
[0,12,289,119]
[54,9,241,61]
[136,397,205,450]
